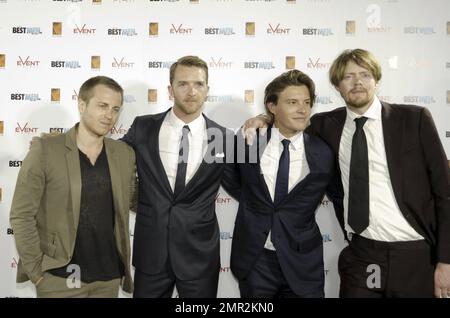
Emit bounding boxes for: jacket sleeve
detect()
[9,137,46,283]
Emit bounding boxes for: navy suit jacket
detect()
[228,128,343,296]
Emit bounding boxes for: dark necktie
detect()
[348,116,369,234]
[174,125,190,197]
[274,139,290,206]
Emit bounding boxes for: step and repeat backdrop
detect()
[0,0,449,298]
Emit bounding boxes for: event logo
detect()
[51,88,60,102]
[206,95,234,103]
[0,120,3,135]
[7,228,13,235]
[346,21,356,35]
[321,199,330,206]
[446,131,450,138]
[0,54,5,68]
[15,122,38,134]
[215,192,232,204]
[149,22,158,36]
[72,89,78,100]
[220,267,231,272]
[209,57,232,69]
[49,127,70,133]
[404,26,436,34]
[366,4,392,32]
[244,61,275,69]
[11,257,18,269]
[267,23,290,35]
[204,27,235,36]
[447,91,450,104]
[170,24,193,34]
[307,57,330,69]
[51,60,81,68]
[0,188,2,202]
[107,27,138,36]
[73,24,96,34]
[323,234,332,243]
[245,22,255,36]
[12,26,42,35]
[112,57,135,68]
[315,96,333,105]
[110,124,129,135]
[93,0,102,4]
[148,89,157,103]
[53,22,62,35]
[285,56,295,69]
[148,61,174,68]
[302,27,334,36]
[447,21,450,35]
[403,96,435,104]
[91,56,101,69]
[220,232,233,240]
[9,161,22,168]
[17,56,40,67]
[245,90,254,104]
[10,93,41,101]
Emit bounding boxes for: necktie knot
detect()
[182,125,190,135]
[354,116,368,130]
[281,139,291,150]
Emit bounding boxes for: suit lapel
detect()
[65,127,82,234]
[381,102,403,204]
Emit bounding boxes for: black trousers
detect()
[338,234,435,298]
[133,264,219,298]
[239,249,323,298]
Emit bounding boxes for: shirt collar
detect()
[346,96,382,122]
[271,127,304,151]
[168,107,205,136]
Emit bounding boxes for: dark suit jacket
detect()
[228,128,343,296]
[308,101,450,263]
[122,110,235,280]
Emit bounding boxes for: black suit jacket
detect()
[308,101,450,263]
[228,128,343,296]
[122,110,235,280]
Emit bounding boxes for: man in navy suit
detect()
[122,56,235,298]
[229,70,343,298]
[243,49,450,298]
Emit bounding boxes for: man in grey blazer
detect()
[10,76,137,297]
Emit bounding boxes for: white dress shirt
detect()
[339,96,423,241]
[158,108,207,191]
[260,128,310,250]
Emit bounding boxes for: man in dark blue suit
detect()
[229,70,343,298]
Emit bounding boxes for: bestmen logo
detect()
[315,96,333,105]
[112,57,135,68]
[267,23,290,35]
[244,61,275,69]
[148,61,174,68]
[10,93,41,101]
[51,60,81,68]
[9,161,22,168]
[204,27,235,35]
[302,27,334,36]
[206,95,234,103]
[209,57,232,69]
[215,192,233,204]
[15,122,38,134]
[49,127,70,133]
[404,96,436,104]
[17,56,40,67]
[73,24,96,34]
[123,95,136,103]
[110,124,129,135]
[170,24,193,34]
[404,26,436,34]
[107,28,137,36]
[12,26,42,35]
[307,58,331,69]
[220,232,233,240]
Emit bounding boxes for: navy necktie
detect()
[274,139,291,206]
[174,125,190,197]
[348,116,369,234]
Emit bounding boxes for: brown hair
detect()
[78,76,123,105]
[264,69,316,124]
[169,55,209,84]
[329,48,382,87]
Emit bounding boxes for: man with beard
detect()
[122,56,235,298]
[243,49,450,298]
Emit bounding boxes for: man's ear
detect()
[267,102,276,116]
[168,85,174,100]
[78,99,86,115]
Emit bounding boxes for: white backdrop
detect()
[0,0,449,298]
